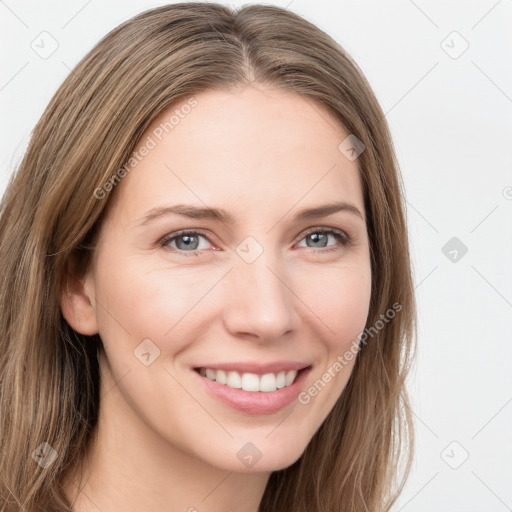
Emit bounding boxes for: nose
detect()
[222,251,301,343]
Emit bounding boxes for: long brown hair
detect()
[0,3,416,510]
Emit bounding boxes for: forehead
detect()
[110,85,364,222]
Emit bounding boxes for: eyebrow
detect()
[136,200,365,226]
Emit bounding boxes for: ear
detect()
[60,260,99,336]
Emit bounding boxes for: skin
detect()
[61,84,372,512]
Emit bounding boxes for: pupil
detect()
[309,233,327,248]
[177,235,198,250]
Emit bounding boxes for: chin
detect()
[207,436,309,474]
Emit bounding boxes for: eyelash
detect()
[157,227,352,257]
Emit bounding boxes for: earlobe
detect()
[60,270,99,336]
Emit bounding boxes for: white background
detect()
[1,1,511,510]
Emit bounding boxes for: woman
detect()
[0,3,416,511]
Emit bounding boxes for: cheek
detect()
[93,256,223,354]
[294,261,372,349]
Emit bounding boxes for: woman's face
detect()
[80,85,371,472]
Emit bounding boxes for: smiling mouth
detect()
[193,367,310,392]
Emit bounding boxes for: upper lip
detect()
[194,361,311,374]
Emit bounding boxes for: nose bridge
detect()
[223,242,299,340]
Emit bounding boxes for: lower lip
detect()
[193,367,311,415]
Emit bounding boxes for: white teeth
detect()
[241,373,260,392]
[216,369,227,385]
[276,371,286,389]
[198,368,299,392]
[259,373,277,392]
[226,371,242,388]
[285,370,297,386]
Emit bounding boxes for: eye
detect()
[158,227,351,257]
[296,228,351,252]
[158,230,213,256]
